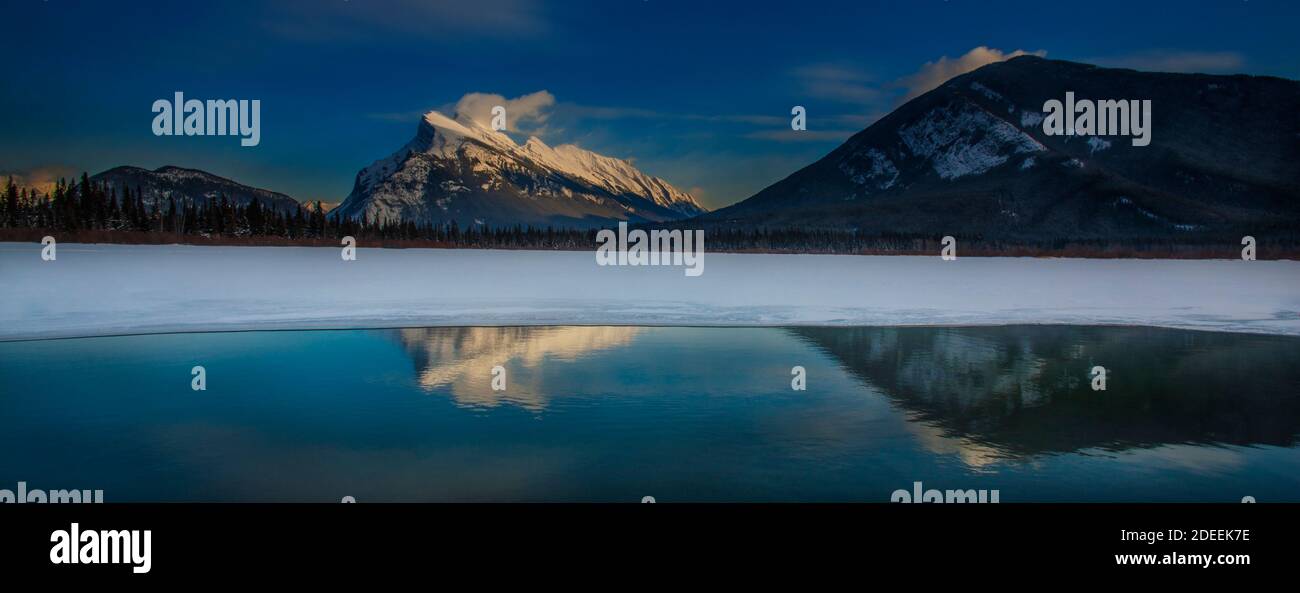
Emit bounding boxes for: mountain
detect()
[788,326,1300,457]
[91,165,302,213]
[703,56,1300,241]
[331,110,705,228]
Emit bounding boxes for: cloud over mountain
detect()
[332,100,705,228]
[899,46,1047,101]
[450,90,556,133]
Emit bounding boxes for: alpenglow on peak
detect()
[331,108,705,228]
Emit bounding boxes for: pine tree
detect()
[2,176,17,226]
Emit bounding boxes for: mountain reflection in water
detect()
[787,326,1300,457]
[3,325,1298,501]
[394,326,642,410]
[398,325,1300,460]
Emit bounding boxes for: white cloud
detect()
[794,63,882,104]
[450,91,556,133]
[899,46,1046,102]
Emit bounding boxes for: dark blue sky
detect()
[2,0,1296,209]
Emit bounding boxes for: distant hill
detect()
[91,165,303,213]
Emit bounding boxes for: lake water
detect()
[1,325,1298,502]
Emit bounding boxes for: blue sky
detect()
[2,0,1296,209]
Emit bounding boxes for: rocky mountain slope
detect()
[331,110,705,228]
[702,56,1300,241]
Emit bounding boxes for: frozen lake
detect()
[1,242,1298,340]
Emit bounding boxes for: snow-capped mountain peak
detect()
[334,108,705,227]
[516,135,703,214]
[420,110,519,154]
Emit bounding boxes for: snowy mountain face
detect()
[332,110,705,228]
[706,56,1300,241]
[91,165,302,213]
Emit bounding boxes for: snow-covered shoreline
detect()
[2,242,1297,341]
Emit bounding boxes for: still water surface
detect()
[1,325,1297,502]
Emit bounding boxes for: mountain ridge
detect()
[90,165,304,213]
[330,109,705,228]
[701,56,1300,240]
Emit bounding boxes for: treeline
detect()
[2,174,1295,258]
[0,174,597,249]
[686,226,1298,258]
